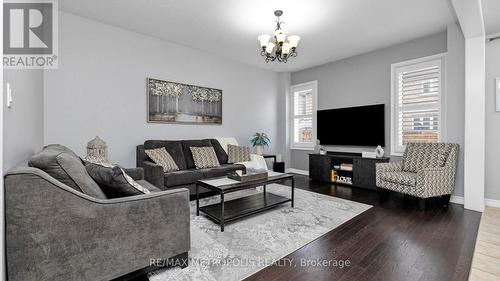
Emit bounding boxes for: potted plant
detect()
[251,133,270,155]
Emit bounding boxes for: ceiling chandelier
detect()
[258,10,300,63]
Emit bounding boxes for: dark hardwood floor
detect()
[244,174,481,281]
[133,174,481,281]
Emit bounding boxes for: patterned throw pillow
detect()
[145,147,179,172]
[85,161,150,198]
[190,146,221,169]
[227,144,251,163]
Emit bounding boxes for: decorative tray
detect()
[227,169,268,182]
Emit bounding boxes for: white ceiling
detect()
[59,0,457,73]
[482,0,500,36]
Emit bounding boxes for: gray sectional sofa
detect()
[4,145,190,281]
[137,139,247,196]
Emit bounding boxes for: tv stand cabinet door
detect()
[353,158,388,190]
[309,155,332,182]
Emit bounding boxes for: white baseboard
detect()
[485,198,500,208]
[449,196,500,208]
[286,168,309,176]
[450,195,464,205]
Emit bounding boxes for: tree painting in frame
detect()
[147,78,222,124]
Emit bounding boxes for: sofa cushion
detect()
[227,144,251,163]
[145,147,179,172]
[182,139,213,169]
[144,140,187,170]
[199,164,246,178]
[402,143,451,173]
[29,145,107,199]
[209,139,228,164]
[85,162,150,198]
[379,171,417,186]
[164,170,204,187]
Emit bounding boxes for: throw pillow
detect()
[227,144,251,163]
[145,147,179,172]
[85,162,150,198]
[190,146,221,169]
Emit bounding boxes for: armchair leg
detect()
[418,198,426,211]
[378,188,388,202]
[442,195,451,208]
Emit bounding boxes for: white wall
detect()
[485,38,500,201]
[44,12,282,167]
[463,36,486,211]
[3,70,44,172]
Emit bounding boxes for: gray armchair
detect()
[4,166,190,281]
[376,143,459,209]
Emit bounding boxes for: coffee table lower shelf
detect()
[198,193,291,229]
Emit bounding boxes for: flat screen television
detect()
[317,104,385,146]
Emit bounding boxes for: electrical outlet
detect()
[7,83,13,108]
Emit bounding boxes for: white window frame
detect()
[290,80,318,150]
[390,53,446,156]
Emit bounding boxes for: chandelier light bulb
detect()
[287,35,301,48]
[266,42,276,54]
[282,43,291,55]
[274,30,287,44]
[258,34,271,47]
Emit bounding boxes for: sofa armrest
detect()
[4,168,190,281]
[142,161,164,188]
[376,162,402,188]
[251,154,268,170]
[123,167,144,181]
[416,167,455,197]
[236,154,268,171]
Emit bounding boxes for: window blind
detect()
[397,63,441,146]
[292,89,314,144]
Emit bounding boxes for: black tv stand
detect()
[309,151,389,190]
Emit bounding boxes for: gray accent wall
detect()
[44,12,282,167]
[485,38,500,200]
[290,26,466,197]
[3,70,44,172]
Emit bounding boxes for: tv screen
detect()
[317,104,385,146]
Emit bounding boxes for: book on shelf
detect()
[340,163,353,171]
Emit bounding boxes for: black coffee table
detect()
[196,172,294,232]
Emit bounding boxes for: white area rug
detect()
[150,184,371,281]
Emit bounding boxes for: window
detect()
[391,54,445,155]
[290,81,318,149]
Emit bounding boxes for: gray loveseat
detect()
[137,139,246,196]
[4,145,190,281]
